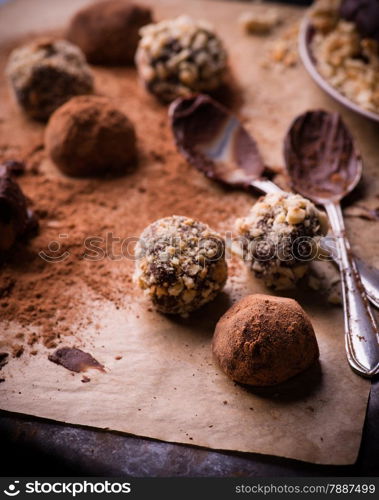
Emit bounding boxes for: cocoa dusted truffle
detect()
[66,0,153,66]
[212,294,319,386]
[6,39,94,121]
[236,193,328,290]
[0,164,37,252]
[135,15,228,102]
[45,95,137,177]
[134,215,227,315]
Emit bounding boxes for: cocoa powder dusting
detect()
[0,32,252,357]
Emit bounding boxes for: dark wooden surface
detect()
[0,379,378,476]
[1,0,377,477]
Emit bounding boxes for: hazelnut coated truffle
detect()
[134,215,228,315]
[66,0,153,65]
[135,15,228,102]
[236,193,328,290]
[212,294,319,386]
[6,39,94,121]
[45,95,137,177]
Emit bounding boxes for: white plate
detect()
[299,18,379,123]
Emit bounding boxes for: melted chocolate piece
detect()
[48,347,105,373]
[0,164,38,252]
[169,94,265,189]
[284,110,361,203]
[341,0,379,43]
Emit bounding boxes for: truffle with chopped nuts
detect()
[236,193,328,290]
[66,0,153,65]
[6,38,94,121]
[212,294,319,386]
[135,15,228,102]
[134,215,227,315]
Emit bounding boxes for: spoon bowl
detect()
[169,94,265,189]
[284,110,362,205]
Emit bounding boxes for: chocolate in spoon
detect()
[169,94,279,194]
[169,94,379,311]
[284,110,379,377]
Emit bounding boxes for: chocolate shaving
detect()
[284,110,361,203]
[170,94,265,189]
[0,352,9,370]
[48,347,105,373]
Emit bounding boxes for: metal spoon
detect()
[169,94,379,311]
[284,110,379,377]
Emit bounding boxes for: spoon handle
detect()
[323,237,379,309]
[356,258,379,309]
[250,178,282,194]
[325,202,379,377]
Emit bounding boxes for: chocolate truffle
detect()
[66,0,153,65]
[6,39,94,121]
[134,215,227,315]
[341,0,379,43]
[135,15,228,102]
[212,294,319,386]
[236,193,328,290]
[0,164,35,252]
[45,95,137,177]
